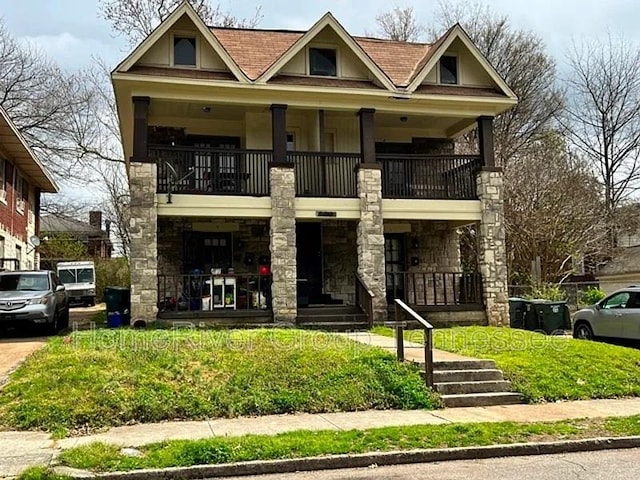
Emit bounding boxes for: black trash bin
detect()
[104,286,131,326]
[529,299,571,334]
[508,298,530,329]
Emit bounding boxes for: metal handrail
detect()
[355,273,375,327]
[394,299,434,388]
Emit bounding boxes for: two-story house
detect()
[0,106,58,271]
[112,2,516,327]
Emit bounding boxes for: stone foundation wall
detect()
[477,169,509,326]
[270,167,297,322]
[357,166,387,321]
[129,162,158,323]
[322,220,358,305]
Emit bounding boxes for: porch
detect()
[154,217,485,326]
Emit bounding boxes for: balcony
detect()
[151,145,481,200]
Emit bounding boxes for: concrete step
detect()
[432,360,497,371]
[433,368,504,383]
[434,380,513,395]
[298,321,370,332]
[441,392,524,408]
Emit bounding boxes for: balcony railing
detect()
[149,145,482,201]
[387,271,483,307]
[289,151,360,197]
[150,145,272,196]
[158,273,272,313]
[378,154,481,200]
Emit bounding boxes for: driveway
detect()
[0,336,47,385]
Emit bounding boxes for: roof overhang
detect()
[0,107,58,193]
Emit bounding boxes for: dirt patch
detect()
[0,337,47,386]
[69,303,106,329]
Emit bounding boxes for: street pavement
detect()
[217,447,640,480]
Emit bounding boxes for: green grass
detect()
[17,467,70,480]
[372,326,640,402]
[0,329,439,435]
[57,416,640,472]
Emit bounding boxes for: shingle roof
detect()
[209,27,442,87]
[212,28,302,80]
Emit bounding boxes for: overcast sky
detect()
[2,0,639,73]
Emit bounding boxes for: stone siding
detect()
[129,162,158,323]
[402,221,461,305]
[477,169,509,326]
[323,220,358,304]
[270,167,297,322]
[357,167,387,321]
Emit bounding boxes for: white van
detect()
[57,261,96,306]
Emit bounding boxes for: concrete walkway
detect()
[4,398,640,477]
[338,331,476,363]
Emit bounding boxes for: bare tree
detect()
[562,34,640,248]
[431,1,564,165]
[504,133,607,282]
[99,0,262,45]
[371,7,425,41]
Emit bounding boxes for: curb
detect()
[56,436,640,479]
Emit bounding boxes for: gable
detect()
[258,13,395,90]
[421,38,494,88]
[114,2,247,82]
[278,26,371,80]
[407,25,516,99]
[136,13,229,71]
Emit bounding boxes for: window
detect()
[602,292,631,309]
[0,159,5,191]
[174,36,196,66]
[15,174,24,213]
[439,55,458,84]
[15,245,22,270]
[286,132,296,151]
[0,237,4,259]
[309,48,337,76]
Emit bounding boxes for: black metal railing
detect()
[378,154,482,199]
[393,299,434,387]
[157,273,272,313]
[355,273,375,327]
[387,272,483,306]
[150,145,272,196]
[289,151,360,197]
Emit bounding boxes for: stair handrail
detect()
[393,299,434,388]
[355,273,375,327]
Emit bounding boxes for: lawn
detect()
[0,329,439,435]
[372,326,640,403]
[51,415,640,473]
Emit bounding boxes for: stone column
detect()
[269,166,297,323]
[357,165,387,322]
[129,162,158,324]
[477,168,509,327]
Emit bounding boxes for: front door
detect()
[183,232,233,274]
[296,223,323,306]
[385,234,406,303]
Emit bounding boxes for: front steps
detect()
[297,305,369,331]
[420,359,524,408]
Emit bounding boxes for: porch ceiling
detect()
[149,100,267,120]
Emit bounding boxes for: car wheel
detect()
[47,314,59,335]
[59,308,70,331]
[573,323,593,340]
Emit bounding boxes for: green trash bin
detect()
[529,300,571,334]
[508,298,530,329]
[104,287,131,326]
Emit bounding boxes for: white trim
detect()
[113,1,248,83]
[257,12,396,91]
[407,25,517,99]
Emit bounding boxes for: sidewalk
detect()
[338,331,474,363]
[4,398,640,477]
